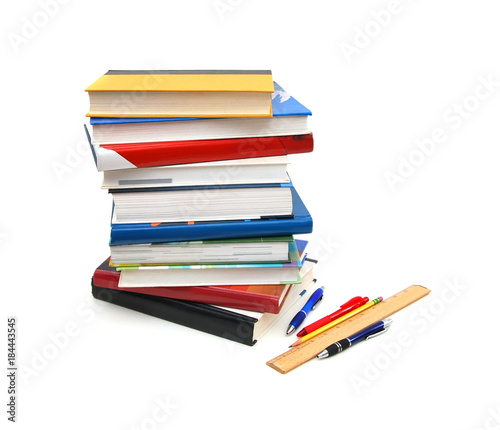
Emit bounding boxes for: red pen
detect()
[296,296,369,337]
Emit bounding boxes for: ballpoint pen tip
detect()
[286,325,295,335]
[317,350,329,359]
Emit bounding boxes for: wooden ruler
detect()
[266,284,431,374]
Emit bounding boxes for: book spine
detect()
[279,133,314,154]
[109,218,312,245]
[93,266,120,285]
[92,282,257,346]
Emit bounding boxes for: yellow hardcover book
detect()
[85,70,274,118]
[86,70,274,92]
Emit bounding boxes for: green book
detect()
[110,236,295,267]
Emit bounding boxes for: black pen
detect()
[317,319,393,359]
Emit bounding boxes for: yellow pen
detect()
[290,297,383,347]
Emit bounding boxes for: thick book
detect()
[109,187,313,245]
[85,70,274,118]
[101,156,290,190]
[91,259,317,345]
[109,182,294,225]
[90,82,310,145]
[110,236,294,266]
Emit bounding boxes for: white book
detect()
[101,156,290,189]
[110,185,293,224]
[92,115,310,145]
[117,264,301,288]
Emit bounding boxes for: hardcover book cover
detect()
[90,133,314,171]
[86,70,275,93]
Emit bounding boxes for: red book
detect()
[89,133,314,171]
[92,258,306,314]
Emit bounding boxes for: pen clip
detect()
[365,324,391,340]
[311,295,324,311]
[340,296,368,309]
[365,327,389,340]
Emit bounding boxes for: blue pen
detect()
[286,287,324,335]
[317,319,393,359]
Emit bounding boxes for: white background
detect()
[2,1,500,429]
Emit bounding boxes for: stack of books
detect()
[85,70,315,346]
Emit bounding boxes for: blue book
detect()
[109,187,313,245]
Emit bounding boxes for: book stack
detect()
[85,70,315,346]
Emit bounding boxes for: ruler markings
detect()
[266,285,431,374]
